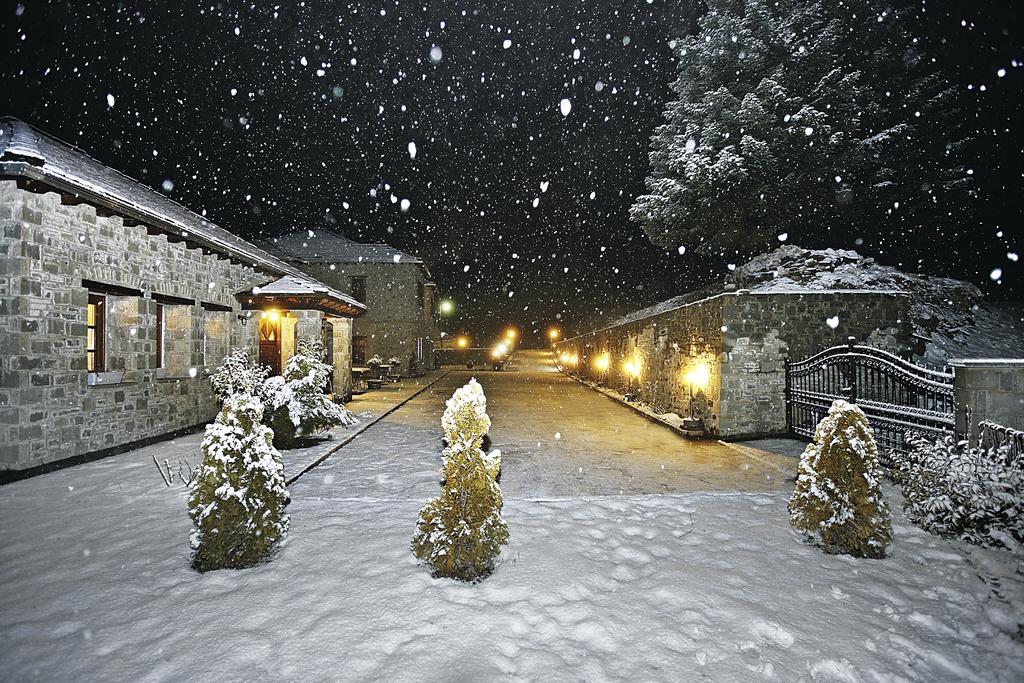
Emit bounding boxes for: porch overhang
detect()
[236,275,366,318]
[238,293,365,318]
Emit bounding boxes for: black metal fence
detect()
[979,420,1024,467]
[786,342,956,463]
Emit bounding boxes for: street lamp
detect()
[548,327,560,343]
[438,299,455,316]
[456,335,470,349]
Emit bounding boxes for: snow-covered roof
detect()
[240,275,365,317]
[255,275,347,297]
[257,229,422,264]
[608,289,905,329]
[0,117,365,314]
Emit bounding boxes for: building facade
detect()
[258,230,439,375]
[0,119,364,478]
[554,289,912,439]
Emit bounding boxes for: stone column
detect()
[951,359,1024,445]
[328,317,353,398]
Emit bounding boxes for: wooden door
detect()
[258,315,281,375]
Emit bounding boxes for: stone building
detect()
[0,118,365,479]
[554,289,912,439]
[257,230,439,375]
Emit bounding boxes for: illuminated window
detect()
[87,293,105,372]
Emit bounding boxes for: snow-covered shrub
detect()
[367,354,384,368]
[209,347,269,403]
[440,377,499,477]
[264,338,356,448]
[387,356,401,366]
[412,379,508,581]
[188,394,289,571]
[894,433,1023,550]
[789,399,892,558]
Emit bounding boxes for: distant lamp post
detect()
[456,335,470,349]
[592,352,610,374]
[438,299,455,316]
[504,327,518,342]
[548,327,561,344]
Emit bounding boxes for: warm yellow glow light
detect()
[623,356,643,378]
[504,327,518,340]
[456,335,470,349]
[262,309,280,322]
[548,327,561,341]
[684,363,711,389]
[592,352,610,372]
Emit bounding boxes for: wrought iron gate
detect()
[786,343,955,461]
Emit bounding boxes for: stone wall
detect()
[0,181,269,472]
[296,261,437,375]
[555,295,725,432]
[556,290,911,439]
[951,359,1024,444]
[718,291,910,436]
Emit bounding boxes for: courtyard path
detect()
[1,350,1022,680]
[292,348,795,501]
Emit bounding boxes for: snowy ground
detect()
[1,351,1022,680]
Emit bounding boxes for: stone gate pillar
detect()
[950,359,1024,445]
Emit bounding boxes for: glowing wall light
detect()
[684,362,711,391]
[592,352,610,372]
[623,356,643,379]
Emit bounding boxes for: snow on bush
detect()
[894,432,1024,550]
[209,347,269,403]
[440,377,499,477]
[263,338,357,449]
[367,355,384,367]
[789,399,892,558]
[412,379,508,581]
[188,394,289,572]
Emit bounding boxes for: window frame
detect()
[155,302,165,369]
[87,293,106,373]
[350,275,367,304]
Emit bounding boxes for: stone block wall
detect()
[0,182,269,472]
[555,296,725,432]
[556,290,911,439]
[951,359,1024,443]
[297,261,437,374]
[718,291,910,436]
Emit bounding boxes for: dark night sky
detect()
[1,1,1021,346]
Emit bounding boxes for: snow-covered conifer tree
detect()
[188,394,289,571]
[412,379,508,581]
[631,0,971,258]
[209,347,269,403]
[789,399,892,558]
[264,338,357,448]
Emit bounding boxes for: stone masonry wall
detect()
[719,291,911,437]
[556,291,911,439]
[555,296,725,433]
[951,360,1024,444]
[297,261,437,375]
[0,182,268,472]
